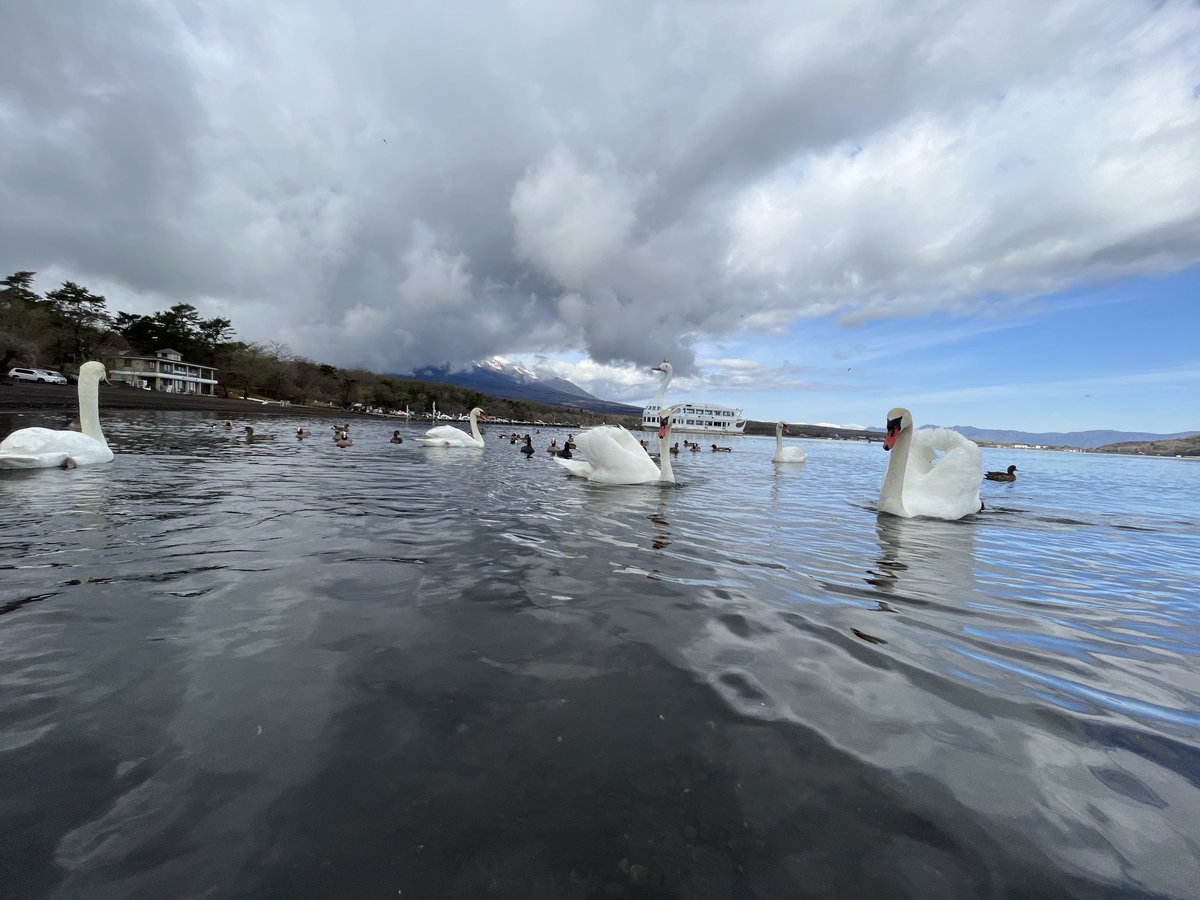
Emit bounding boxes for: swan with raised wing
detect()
[879,407,982,520]
[420,407,487,448]
[555,409,676,484]
[0,361,114,469]
[772,422,807,463]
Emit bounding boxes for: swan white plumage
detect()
[556,408,676,484]
[420,407,487,448]
[772,421,807,463]
[0,361,114,469]
[879,407,982,520]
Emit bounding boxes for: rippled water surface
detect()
[2,411,1199,899]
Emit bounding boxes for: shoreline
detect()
[0,383,363,419]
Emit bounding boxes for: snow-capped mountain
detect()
[399,357,641,416]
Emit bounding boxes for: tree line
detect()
[0,271,623,424]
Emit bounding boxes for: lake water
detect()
[2,410,1198,899]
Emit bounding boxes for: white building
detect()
[104,348,219,395]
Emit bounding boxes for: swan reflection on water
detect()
[649,512,670,552]
[867,514,979,607]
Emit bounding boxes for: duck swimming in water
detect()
[985,464,1018,482]
[520,435,535,457]
[243,426,277,443]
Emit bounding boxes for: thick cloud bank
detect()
[2,0,1198,374]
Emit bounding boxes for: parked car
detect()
[8,367,68,384]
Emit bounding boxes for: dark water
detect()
[2,411,1198,899]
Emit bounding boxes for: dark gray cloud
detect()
[2,0,1198,375]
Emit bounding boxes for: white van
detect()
[8,367,68,384]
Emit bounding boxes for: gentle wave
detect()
[2,411,1199,897]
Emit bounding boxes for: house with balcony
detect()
[103,349,219,395]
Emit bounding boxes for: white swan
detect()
[879,407,982,520]
[556,408,676,484]
[0,361,114,469]
[772,421,807,463]
[420,407,487,448]
[650,360,673,407]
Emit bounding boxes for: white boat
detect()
[640,359,746,435]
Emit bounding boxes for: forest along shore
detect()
[0,382,362,419]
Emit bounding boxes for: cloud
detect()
[398,227,473,310]
[511,149,642,288]
[536,355,854,404]
[2,0,1197,374]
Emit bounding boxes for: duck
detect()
[556,444,573,459]
[224,421,232,430]
[711,443,732,452]
[772,421,807,463]
[243,426,277,443]
[520,435,535,457]
[689,442,700,452]
[336,433,354,448]
[985,464,1018,482]
[670,442,679,455]
[296,428,309,440]
[420,407,487,449]
[390,430,404,444]
[546,439,559,455]
[0,361,114,469]
[555,409,676,484]
[878,407,983,519]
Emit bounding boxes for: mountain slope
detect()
[1093,434,1200,456]
[945,425,1200,449]
[398,358,641,416]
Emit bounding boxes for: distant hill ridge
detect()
[1092,434,1200,457]
[396,357,641,417]
[941,425,1200,449]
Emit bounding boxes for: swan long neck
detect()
[658,417,675,482]
[775,425,784,456]
[78,375,106,445]
[879,424,912,514]
[651,368,672,407]
[469,410,482,443]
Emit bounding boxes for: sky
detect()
[2,0,1198,433]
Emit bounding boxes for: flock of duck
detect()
[0,363,1018,522]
